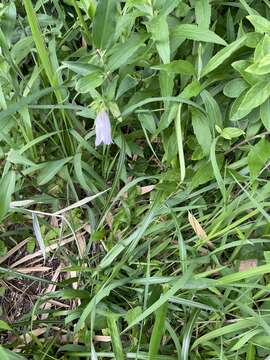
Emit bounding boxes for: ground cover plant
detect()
[2,0,270,358]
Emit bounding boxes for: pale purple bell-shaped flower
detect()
[95,110,112,146]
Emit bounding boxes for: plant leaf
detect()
[149,14,170,63]
[92,0,118,50]
[188,212,208,241]
[223,78,248,98]
[37,157,72,186]
[152,60,195,75]
[191,109,212,155]
[75,71,104,93]
[231,81,270,121]
[172,24,227,45]
[32,213,46,261]
[220,127,245,140]
[248,138,270,180]
[194,0,211,29]
[0,171,15,222]
[247,15,270,33]
[260,98,270,130]
[107,34,147,72]
[202,36,246,76]
[0,320,11,331]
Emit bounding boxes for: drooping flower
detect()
[95,110,112,146]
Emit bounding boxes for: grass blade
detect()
[107,314,124,360]
[175,104,185,182]
[148,302,168,360]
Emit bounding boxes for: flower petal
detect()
[95,110,112,146]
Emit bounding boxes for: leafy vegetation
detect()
[1,0,270,358]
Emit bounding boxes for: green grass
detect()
[1,0,270,359]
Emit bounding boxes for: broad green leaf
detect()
[254,34,270,62]
[10,36,34,64]
[138,113,156,134]
[92,0,117,49]
[149,14,170,64]
[246,55,270,75]
[247,15,270,34]
[256,53,270,68]
[0,346,27,360]
[127,0,152,16]
[245,33,263,49]
[62,61,102,75]
[37,157,72,185]
[223,78,248,98]
[125,306,142,326]
[260,98,270,130]
[171,24,227,45]
[157,103,178,133]
[175,2,191,17]
[191,109,212,155]
[231,81,270,121]
[107,34,147,72]
[0,2,16,42]
[220,127,245,140]
[152,60,195,75]
[191,147,204,161]
[194,0,211,29]
[248,138,270,180]
[0,320,11,331]
[114,12,136,41]
[116,75,138,99]
[232,60,261,85]
[75,71,104,93]
[201,90,222,128]
[202,36,246,76]
[159,0,182,15]
[159,71,174,101]
[0,171,15,222]
[180,80,202,99]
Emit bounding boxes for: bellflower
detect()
[95,110,112,146]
